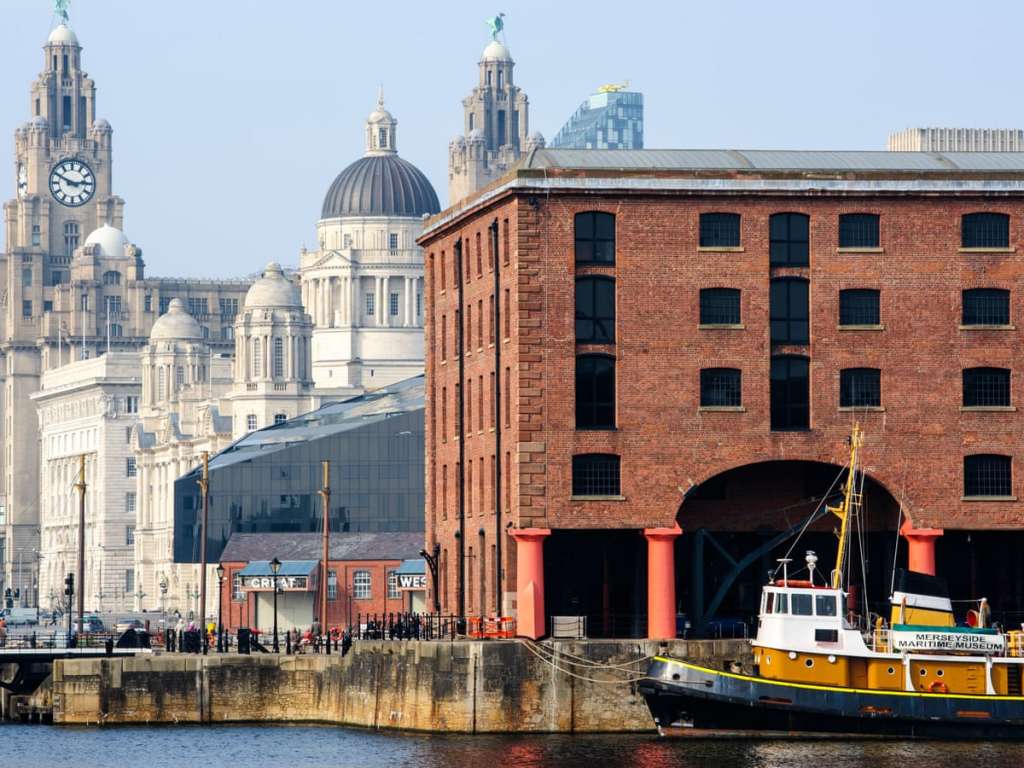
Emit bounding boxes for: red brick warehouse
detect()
[418,148,1024,640]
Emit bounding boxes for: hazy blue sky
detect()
[1,0,1020,277]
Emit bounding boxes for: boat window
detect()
[765,592,775,613]
[815,595,837,617]
[776,593,788,614]
[792,594,813,616]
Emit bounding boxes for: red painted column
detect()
[900,520,944,576]
[644,525,682,640]
[509,528,551,639]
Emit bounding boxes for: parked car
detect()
[80,616,106,633]
[5,607,39,626]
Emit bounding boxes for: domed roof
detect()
[481,40,512,61]
[92,118,111,132]
[83,224,130,258]
[245,262,301,309]
[150,299,202,341]
[47,24,78,46]
[29,116,47,129]
[321,155,440,219]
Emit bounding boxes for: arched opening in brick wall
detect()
[677,460,902,638]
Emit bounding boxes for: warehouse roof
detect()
[220,532,423,564]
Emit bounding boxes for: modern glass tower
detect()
[551,89,644,150]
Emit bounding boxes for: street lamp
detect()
[420,543,441,613]
[215,563,225,653]
[270,557,281,653]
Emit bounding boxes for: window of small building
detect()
[699,212,741,248]
[387,570,399,599]
[700,368,741,407]
[769,212,809,265]
[839,289,880,326]
[791,593,813,615]
[574,212,615,264]
[962,212,1010,248]
[699,288,741,325]
[232,575,245,602]
[575,277,615,343]
[815,594,837,616]
[964,454,1012,497]
[770,355,809,431]
[962,288,1010,326]
[354,569,371,600]
[327,570,337,600]
[840,368,881,408]
[963,367,1011,407]
[769,278,809,344]
[571,454,621,496]
[575,354,615,429]
[838,213,880,248]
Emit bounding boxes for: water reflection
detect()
[3,725,1024,768]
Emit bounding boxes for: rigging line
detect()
[520,641,647,684]
[529,640,655,670]
[889,463,909,597]
[772,465,848,578]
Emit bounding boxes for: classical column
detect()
[644,525,682,640]
[900,520,943,576]
[509,528,551,639]
[350,275,359,327]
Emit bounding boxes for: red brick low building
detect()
[217,532,423,633]
[418,148,1024,640]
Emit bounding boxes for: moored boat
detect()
[639,425,1024,738]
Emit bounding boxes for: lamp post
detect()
[215,564,225,653]
[420,543,441,613]
[270,557,281,653]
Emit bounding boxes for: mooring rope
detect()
[520,640,648,684]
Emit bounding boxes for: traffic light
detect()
[64,572,74,597]
[3,587,11,609]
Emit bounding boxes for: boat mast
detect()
[829,423,863,590]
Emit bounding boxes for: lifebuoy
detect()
[928,680,949,694]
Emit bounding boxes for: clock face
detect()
[49,159,95,207]
[17,163,27,199]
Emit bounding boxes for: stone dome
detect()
[321,155,440,219]
[244,262,301,309]
[29,116,47,129]
[481,40,512,61]
[92,118,111,132]
[150,298,202,341]
[84,224,130,258]
[47,25,78,46]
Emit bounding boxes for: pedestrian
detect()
[0,617,7,647]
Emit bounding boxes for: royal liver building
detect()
[1,20,248,601]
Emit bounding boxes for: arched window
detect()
[839,368,881,408]
[769,213,809,265]
[700,368,742,407]
[574,212,615,264]
[353,569,371,600]
[699,212,741,248]
[102,271,121,286]
[273,337,284,378]
[839,213,879,248]
[962,288,1010,326]
[575,277,615,343]
[253,338,262,377]
[770,278,809,344]
[964,454,1012,497]
[64,222,79,258]
[963,367,1010,407]
[962,213,1009,249]
[575,354,615,429]
[770,355,809,431]
[571,454,621,496]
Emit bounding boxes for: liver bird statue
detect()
[486,13,506,41]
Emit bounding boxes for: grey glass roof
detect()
[202,375,425,474]
[321,155,440,219]
[524,148,1024,173]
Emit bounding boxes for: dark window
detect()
[815,629,839,642]
[839,214,880,248]
[576,354,615,429]
[700,368,741,407]
[700,213,741,248]
[962,289,1010,326]
[22,300,32,319]
[839,289,880,326]
[575,277,615,343]
[962,213,1009,248]
[769,213,809,265]
[815,595,837,616]
[791,594,813,615]
[771,355,809,431]
[964,454,1012,497]
[572,454,621,496]
[699,288,741,325]
[963,367,1010,407]
[770,278,809,344]
[840,368,881,408]
[574,212,615,264]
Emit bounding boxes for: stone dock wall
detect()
[52,638,750,732]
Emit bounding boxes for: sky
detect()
[1,0,1022,278]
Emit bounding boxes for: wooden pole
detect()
[198,451,209,654]
[74,455,86,636]
[319,460,331,652]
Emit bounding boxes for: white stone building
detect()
[33,352,141,614]
[299,95,439,390]
[888,128,1024,152]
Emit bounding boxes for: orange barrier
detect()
[467,616,516,639]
